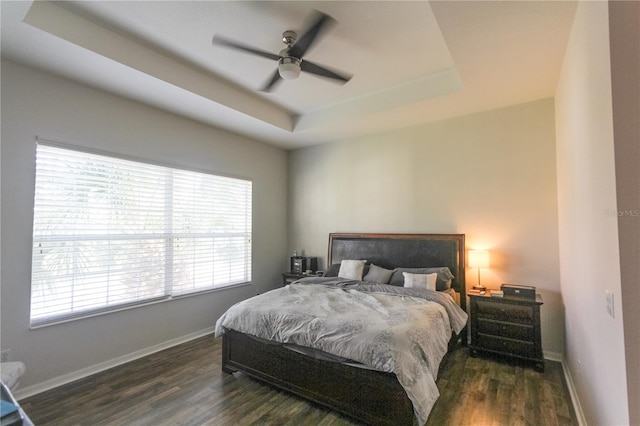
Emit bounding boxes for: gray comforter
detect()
[215,277,468,425]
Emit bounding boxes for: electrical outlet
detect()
[0,350,10,362]
[605,290,615,318]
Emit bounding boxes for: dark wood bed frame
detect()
[221,233,467,425]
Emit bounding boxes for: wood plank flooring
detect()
[20,335,578,426]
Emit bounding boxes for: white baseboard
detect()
[544,350,563,362]
[560,357,587,426]
[14,326,216,400]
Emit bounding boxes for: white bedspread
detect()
[215,277,468,425]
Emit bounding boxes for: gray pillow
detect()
[363,264,394,284]
[389,267,454,291]
[324,263,341,277]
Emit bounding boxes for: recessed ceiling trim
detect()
[24,0,294,132]
[294,68,463,131]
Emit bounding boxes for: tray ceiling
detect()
[1,1,577,149]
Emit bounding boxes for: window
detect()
[30,142,252,326]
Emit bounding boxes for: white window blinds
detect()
[31,143,252,325]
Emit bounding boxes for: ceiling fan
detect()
[212,10,353,92]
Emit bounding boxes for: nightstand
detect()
[469,293,544,372]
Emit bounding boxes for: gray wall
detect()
[554,1,631,424]
[0,60,288,395]
[288,98,564,357]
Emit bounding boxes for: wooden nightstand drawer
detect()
[477,318,535,341]
[476,334,535,358]
[469,293,544,371]
[475,299,533,324]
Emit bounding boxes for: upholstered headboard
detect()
[328,233,466,311]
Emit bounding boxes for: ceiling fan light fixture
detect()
[278,57,301,80]
[212,11,350,91]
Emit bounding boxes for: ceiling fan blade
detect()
[288,10,336,59]
[212,35,281,61]
[260,69,283,92]
[301,60,352,84]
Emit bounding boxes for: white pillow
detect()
[403,272,438,291]
[338,260,367,280]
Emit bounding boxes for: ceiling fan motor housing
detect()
[282,30,297,45]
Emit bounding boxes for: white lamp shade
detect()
[468,250,490,268]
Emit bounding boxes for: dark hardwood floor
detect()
[20,335,578,426]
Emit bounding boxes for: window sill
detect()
[29,281,251,330]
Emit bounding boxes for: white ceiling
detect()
[1,1,577,149]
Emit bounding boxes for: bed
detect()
[215,233,467,425]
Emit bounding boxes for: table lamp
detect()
[469,250,490,289]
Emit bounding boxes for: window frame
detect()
[30,138,253,327]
